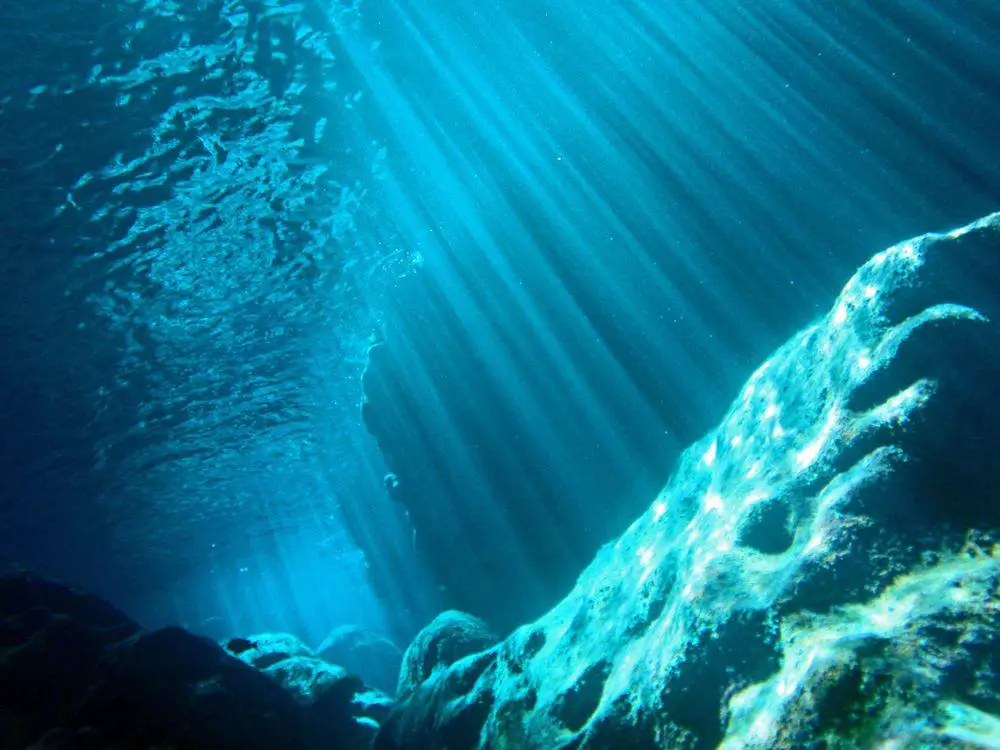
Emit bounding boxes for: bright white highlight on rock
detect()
[833,302,848,325]
[703,491,724,513]
[805,533,823,552]
[703,441,717,467]
[795,405,840,469]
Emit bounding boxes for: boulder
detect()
[0,572,302,749]
[224,631,315,669]
[0,572,393,749]
[315,624,402,695]
[89,626,303,750]
[264,653,391,750]
[396,610,498,698]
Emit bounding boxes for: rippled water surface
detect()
[0,0,418,630]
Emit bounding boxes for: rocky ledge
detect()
[0,568,388,749]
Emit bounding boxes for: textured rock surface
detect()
[263,655,390,750]
[396,610,499,698]
[221,629,396,748]
[375,214,1000,749]
[225,631,316,670]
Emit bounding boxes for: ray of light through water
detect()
[0,0,997,684]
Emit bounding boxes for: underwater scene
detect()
[1,0,999,747]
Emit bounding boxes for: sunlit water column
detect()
[342,0,1000,626]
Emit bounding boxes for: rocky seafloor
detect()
[4,214,999,748]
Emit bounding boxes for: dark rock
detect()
[0,572,399,750]
[316,624,402,695]
[0,571,139,640]
[0,572,141,748]
[376,649,502,750]
[0,571,303,750]
[551,660,612,733]
[86,626,303,750]
[396,610,498,697]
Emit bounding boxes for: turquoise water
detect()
[0,0,997,681]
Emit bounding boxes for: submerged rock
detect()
[0,572,302,749]
[224,631,315,670]
[375,214,1000,748]
[263,654,390,750]
[396,610,499,698]
[265,654,363,702]
[316,624,403,695]
[0,573,395,749]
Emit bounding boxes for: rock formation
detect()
[376,214,1000,748]
[0,571,388,749]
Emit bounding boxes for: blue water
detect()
[0,0,998,667]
